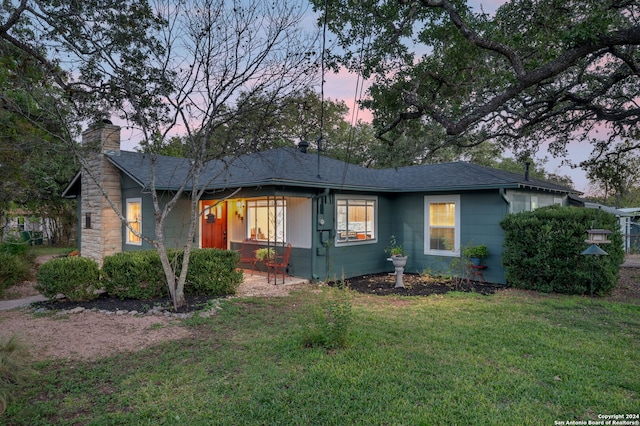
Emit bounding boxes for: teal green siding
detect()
[319,194,394,281]
[121,176,192,252]
[388,190,509,284]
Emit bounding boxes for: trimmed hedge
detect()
[500,206,624,295]
[101,248,242,299]
[35,257,100,301]
[101,251,168,299]
[184,249,242,296]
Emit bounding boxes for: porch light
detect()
[585,229,612,244]
[235,200,244,221]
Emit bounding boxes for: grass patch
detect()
[5,288,640,425]
[28,246,76,257]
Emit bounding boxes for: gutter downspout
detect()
[500,188,511,214]
[311,188,331,280]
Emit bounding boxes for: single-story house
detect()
[63,123,581,284]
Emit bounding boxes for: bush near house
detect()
[182,249,243,296]
[102,251,168,299]
[35,257,100,301]
[101,249,242,299]
[500,206,624,295]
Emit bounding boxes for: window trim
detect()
[126,198,142,246]
[424,195,460,257]
[334,195,378,246]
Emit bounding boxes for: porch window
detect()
[126,198,142,245]
[246,199,286,242]
[425,195,460,256]
[335,196,377,244]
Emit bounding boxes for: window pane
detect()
[425,195,459,256]
[429,227,454,251]
[247,199,286,242]
[430,203,455,226]
[336,198,376,242]
[126,200,142,244]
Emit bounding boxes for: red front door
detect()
[201,201,227,249]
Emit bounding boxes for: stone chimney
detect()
[80,121,123,265]
[81,119,121,154]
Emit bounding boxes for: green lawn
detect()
[27,246,76,257]
[5,287,640,425]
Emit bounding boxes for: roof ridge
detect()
[461,161,522,183]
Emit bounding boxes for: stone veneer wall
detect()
[80,124,123,266]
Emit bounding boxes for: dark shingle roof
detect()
[104,147,577,194]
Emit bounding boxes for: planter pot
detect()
[391,255,408,268]
[470,257,483,266]
[388,255,408,288]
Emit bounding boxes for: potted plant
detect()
[463,244,489,266]
[385,235,406,257]
[255,248,275,262]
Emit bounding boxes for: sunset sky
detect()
[115,0,595,193]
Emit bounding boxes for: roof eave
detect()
[61,171,81,198]
[106,156,146,188]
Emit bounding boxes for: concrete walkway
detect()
[0,294,49,311]
[622,254,640,268]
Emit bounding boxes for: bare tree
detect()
[1,0,320,308]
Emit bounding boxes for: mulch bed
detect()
[330,272,504,296]
[32,293,220,314]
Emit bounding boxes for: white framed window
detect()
[425,195,460,256]
[126,198,142,245]
[246,199,287,242]
[335,196,377,245]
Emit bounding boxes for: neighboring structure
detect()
[569,198,637,253]
[619,208,640,252]
[63,123,581,283]
[1,207,51,245]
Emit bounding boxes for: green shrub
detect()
[500,206,624,295]
[184,249,242,296]
[102,251,167,299]
[0,253,30,295]
[300,285,353,349]
[0,241,28,257]
[35,257,100,301]
[0,336,35,415]
[102,248,241,299]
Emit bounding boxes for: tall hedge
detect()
[500,206,624,295]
